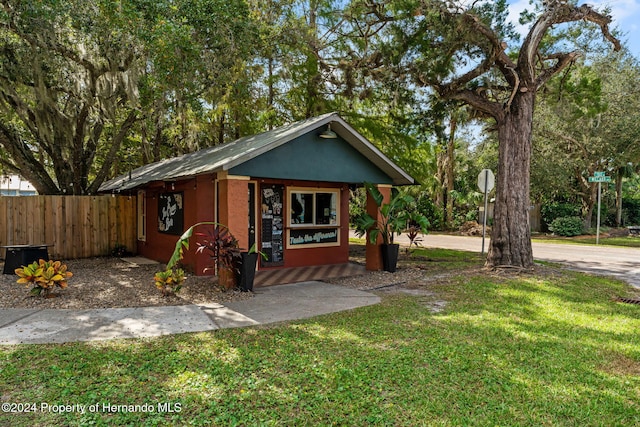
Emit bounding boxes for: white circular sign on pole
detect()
[477,169,495,255]
[477,169,495,193]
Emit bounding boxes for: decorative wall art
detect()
[158,192,184,235]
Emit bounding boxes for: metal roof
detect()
[99,112,414,192]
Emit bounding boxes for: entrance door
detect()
[248,182,256,251]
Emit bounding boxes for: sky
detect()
[506,0,640,59]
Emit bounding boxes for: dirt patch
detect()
[599,354,640,376]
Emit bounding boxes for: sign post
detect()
[588,172,611,245]
[477,169,495,255]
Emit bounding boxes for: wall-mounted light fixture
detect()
[319,123,338,139]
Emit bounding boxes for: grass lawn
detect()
[1,250,640,426]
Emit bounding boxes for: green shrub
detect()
[541,202,581,231]
[622,197,640,226]
[15,259,73,297]
[415,194,444,231]
[549,216,584,237]
[349,187,367,228]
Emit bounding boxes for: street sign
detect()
[477,169,495,193]
[588,172,611,245]
[477,169,494,255]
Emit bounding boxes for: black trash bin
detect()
[2,245,50,274]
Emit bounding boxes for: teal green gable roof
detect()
[99,113,414,192]
[229,132,393,184]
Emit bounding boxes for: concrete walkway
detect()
[0,282,380,345]
[9,232,634,345]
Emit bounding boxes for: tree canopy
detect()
[533,50,640,227]
[1,0,639,259]
[0,0,254,194]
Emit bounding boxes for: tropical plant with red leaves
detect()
[16,259,73,297]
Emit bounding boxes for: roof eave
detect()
[328,116,415,186]
[99,112,416,191]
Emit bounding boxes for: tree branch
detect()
[458,13,517,86]
[0,122,60,194]
[429,7,517,120]
[438,87,504,121]
[87,110,138,194]
[535,51,580,90]
[520,2,621,85]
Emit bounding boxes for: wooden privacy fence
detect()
[479,203,542,232]
[0,195,136,259]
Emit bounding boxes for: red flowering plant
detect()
[161,222,242,291]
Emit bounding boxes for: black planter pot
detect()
[239,252,259,291]
[381,243,400,273]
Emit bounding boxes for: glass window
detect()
[289,189,339,226]
[291,192,314,224]
[315,192,337,225]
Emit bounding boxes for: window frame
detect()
[287,187,339,228]
[286,187,340,249]
[137,190,146,241]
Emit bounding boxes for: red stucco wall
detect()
[218,176,250,252]
[137,176,350,275]
[137,176,215,275]
[257,179,350,270]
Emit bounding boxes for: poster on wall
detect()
[260,184,284,267]
[158,192,184,235]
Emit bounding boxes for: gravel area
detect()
[0,256,445,310]
[0,257,253,310]
[329,244,481,291]
[327,267,436,291]
[0,245,482,311]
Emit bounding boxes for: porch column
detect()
[217,172,250,251]
[365,184,391,271]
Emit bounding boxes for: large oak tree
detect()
[377,0,620,268]
[0,0,255,194]
[0,0,141,194]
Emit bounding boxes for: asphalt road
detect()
[422,233,640,289]
[350,230,640,289]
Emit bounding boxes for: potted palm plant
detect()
[354,183,429,272]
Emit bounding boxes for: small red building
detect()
[100,113,415,275]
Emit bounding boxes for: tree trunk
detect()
[615,167,624,227]
[435,119,456,229]
[445,117,456,227]
[435,146,445,212]
[218,112,225,145]
[486,92,534,269]
[583,197,595,230]
[580,181,597,230]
